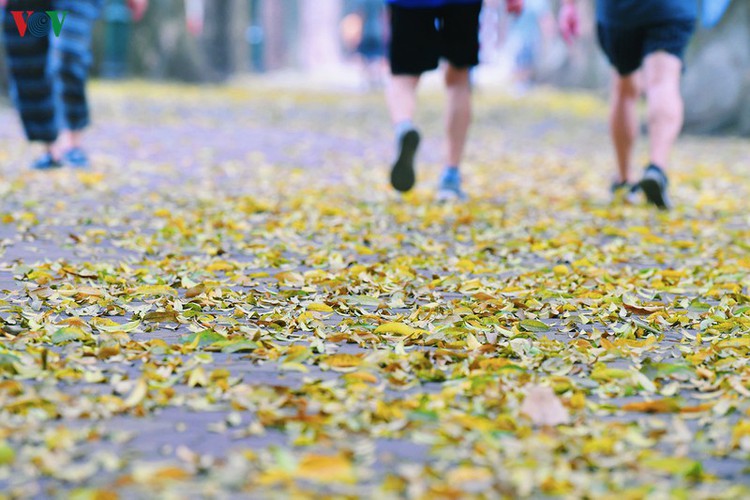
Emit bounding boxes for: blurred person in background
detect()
[559,0,698,209]
[355,0,388,89]
[1,0,148,169]
[341,0,388,90]
[386,0,523,200]
[508,0,551,94]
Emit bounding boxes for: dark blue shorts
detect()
[597,20,696,76]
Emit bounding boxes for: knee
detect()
[644,52,682,86]
[613,75,640,101]
[445,66,470,88]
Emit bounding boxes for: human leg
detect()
[643,51,683,171]
[387,75,420,126]
[388,77,421,193]
[637,20,696,209]
[387,75,422,192]
[386,5,439,192]
[444,65,471,170]
[610,71,641,184]
[596,23,646,197]
[54,0,102,167]
[437,3,481,199]
[3,0,60,166]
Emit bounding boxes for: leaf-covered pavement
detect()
[1,82,750,498]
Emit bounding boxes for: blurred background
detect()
[1,0,749,136]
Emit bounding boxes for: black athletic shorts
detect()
[597,20,696,76]
[389,3,482,76]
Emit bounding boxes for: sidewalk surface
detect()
[1,81,749,497]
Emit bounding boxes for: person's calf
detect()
[610,73,641,183]
[444,65,473,171]
[644,52,684,169]
[387,74,420,125]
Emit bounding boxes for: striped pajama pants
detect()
[3,0,102,143]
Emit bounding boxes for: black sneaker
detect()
[390,128,420,192]
[639,164,671,210]
[610,180,639,204]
